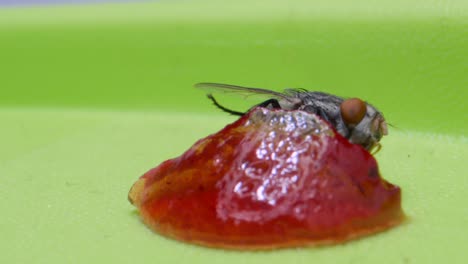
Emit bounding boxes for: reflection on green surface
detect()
[0,1,466,135]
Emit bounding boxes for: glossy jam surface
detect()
[129,108,404,249]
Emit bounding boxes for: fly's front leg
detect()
[303,105,350,138]
[301,105,330,121]
[316,108,331,123]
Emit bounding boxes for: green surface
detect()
[1,109,466,263]
[0,1,467,263]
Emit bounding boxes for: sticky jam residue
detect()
[128,108,404,249]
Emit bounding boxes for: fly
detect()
[195,82,388,153]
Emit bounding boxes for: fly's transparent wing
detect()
[284,88,309,96]
[195,82,299,104]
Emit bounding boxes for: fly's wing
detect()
[195,82,300,104]
[283,88,309,96]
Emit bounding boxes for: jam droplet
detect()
[128,108,404,249]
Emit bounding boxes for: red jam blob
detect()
[128,108,404,249]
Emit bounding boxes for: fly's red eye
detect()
[340,98,367,125]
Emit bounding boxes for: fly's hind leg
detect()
[207,94,245,116]
[257,99,282,109]
[208,95,283,116]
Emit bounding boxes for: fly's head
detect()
[339,98,388,153]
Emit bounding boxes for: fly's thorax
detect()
[278,98,302,111]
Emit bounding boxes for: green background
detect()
[0,1,467,263]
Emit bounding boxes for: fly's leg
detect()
[316,108,331,123]
[257,99,282,109]
[301,105,330,121]
[207,94,245,116]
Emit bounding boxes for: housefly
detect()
[195,82,388,153]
